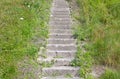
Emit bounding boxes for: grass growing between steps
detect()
[0,0,52,79]
[68,0,120,79]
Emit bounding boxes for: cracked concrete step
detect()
[42,66,80,76]
[49,34,73,39]
[46,50,76,58]
[41,77,81,79]
[38,58,73,66]
[49,29,72,34]
[47,44,76,51]
[48,39,75,44]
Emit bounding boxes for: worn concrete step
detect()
[41,77,81,79]
[49,25,72,29]
[49,29,72,34]
[50,20,71,25]
[53,5,68,8]
[51,15,70,18]
[50,22,71,26]
[51,14,70,17]
[47,44,76,51]
[42,66,80,76]
[51,17,71,21]
[50,24,71,28]
[46,50,76,58]
[53,4,68,8]
[54,0,66,4]
[52,8,69,10]
[48,39,75,44]
[52,11,70,15]
[49,34,73,39]
[38,58,73,66]
[52,9,69,12]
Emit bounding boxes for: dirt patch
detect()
[16,57,41,79]
[91,65,106,79]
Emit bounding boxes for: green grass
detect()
[100,69,120,79]
[0,0,52,79]
[75,0,120,68]
[68,0,120,78]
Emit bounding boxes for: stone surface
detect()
[42,66,79,76]
[38,0,81,78]
[41,77,81,79]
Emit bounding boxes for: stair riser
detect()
[48,40,75,44]
[47,46,76,51]
[52,12,69,15]
[46,51,76,58]
[38,59,72,66]
[50,18,70,21]
[49,35,73,39]
[42,69,79,77]
[49,30,72,34]
[51,15,70,18]
[41,77,81,79]
[49,26,72,29]
[50,21,71,25]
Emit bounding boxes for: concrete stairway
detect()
[38,0,80,79]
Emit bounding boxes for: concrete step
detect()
[49,25,72,29]
[52,8,69,11]
[52,11,70,15]
[49,29,72,34]
[47,44,76,51]
[53,4,68,8]
[50,17,71,21]
[51,14,70,18]
[38,58,73,66]
[50,20,71,25]
[41,77,81,79]
[47,39,75,44]
[46,50,76,58]
[50,23,71,27]
[42,66,80,76]
[49,34,73,39]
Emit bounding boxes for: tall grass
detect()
[100,69,120,79]
[0,0,52,79]
[75,0,120,68]
[68,0,120,78]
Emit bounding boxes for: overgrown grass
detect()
[0,0,52,79]
[68,0,120,78]
[75,0,120,68]
[100,69,120,79]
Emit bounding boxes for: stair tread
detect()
[43,66,79,70]
[41,77,81,79]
